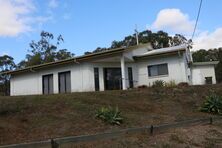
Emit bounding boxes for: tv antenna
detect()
[135,24,139,45]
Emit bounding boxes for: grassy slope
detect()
[0,85,222,146]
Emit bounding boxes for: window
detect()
[128,67,134,88]
[94,68,100,91]
[205,77,213,84]
[148,63,168,77]
[42,74,53,94]
[59,71,71,93]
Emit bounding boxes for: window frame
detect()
[94,67,100,91]
[147,63,169,78]
[42,74,54,95]
[58,71,71,93]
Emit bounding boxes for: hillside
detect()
[0,85,222,147]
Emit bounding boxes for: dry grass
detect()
[0,84,222,146]
[61,122,222,148]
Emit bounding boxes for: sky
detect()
[0,0,222,63]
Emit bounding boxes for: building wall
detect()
[191,65,216,85]
[10,46,191,96]
[10,72,41,96]
[135,54,189,87]
[88,62,137,91]
[10,61,138,96]
[10,63,89,96]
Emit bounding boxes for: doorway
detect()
[42,74,53,94]
[104,68,122,90]
[58,71,71,93]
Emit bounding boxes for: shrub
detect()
[165,80,176,87]
[137,85,148,89]
[200,94,222,115]
[152,80,165,88]
[177,82,189,87]
[95,106,123,125]
[0,102,25,116]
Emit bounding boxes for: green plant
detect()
[200,94,222,115]
[165,80,176,87]
[0,102,26,116]
[137,85,148,89]
[95,106,123,125]
[152,80,165,88]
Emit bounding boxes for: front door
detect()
[59,71,71,93]
[104,68,122,90]
[42,74,53,94]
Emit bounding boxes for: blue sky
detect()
[0,0,222,63]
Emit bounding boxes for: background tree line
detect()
[0,30,221,95]
[84,30,191,54]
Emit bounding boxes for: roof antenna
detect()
[135,24,139,45]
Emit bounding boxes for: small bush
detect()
[200,94,222,115]
[152,80,165,88]
[177,82,189,87]
[0,102,24,116]
[165,80,176,87]
[137,85,148,89]
[95,106,123,125]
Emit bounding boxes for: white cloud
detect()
[152,9,195,34]
[48,0,58,8]
[192,28,222,50]
[0,0,52,37]
[151,8,222,50]
[0,0,35,37]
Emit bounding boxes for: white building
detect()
[5,43,218,96]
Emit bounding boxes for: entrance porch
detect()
[92,55,135,91]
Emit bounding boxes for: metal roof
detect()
[1,43,150,75]
[192,61,219,66]
[134,44,188,58]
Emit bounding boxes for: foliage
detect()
[0,102,22,116]
[200,94,222,115]
[137,85,148,89]
[95,106,123,125]
[152,80,165,88]
[165,80,176,87]
[85,30,190,55]
[0,55,16,95]
[18,31,74,68]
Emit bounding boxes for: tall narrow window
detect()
[148,63,168,77]
[94,68,100,91]
[42,74,53,94]
[59,71,71,93]
[128,67,134,88]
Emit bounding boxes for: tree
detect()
[0,55,16,95]
[19,31,74,68]
[170,34,192,48]
[192,49,219,62]
[85,30,190,54]
[56,49,75,60]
